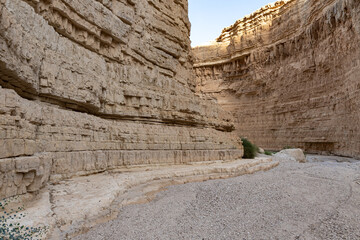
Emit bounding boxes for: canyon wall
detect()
[193,0,360,158]
[0,0,243,198]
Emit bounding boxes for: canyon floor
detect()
[76,155,360,240]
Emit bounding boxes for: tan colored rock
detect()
[258,148,265,154]
[0,0,243,199]
[193,0,360,159]
[3,157,278,239]
[274,149,306,163]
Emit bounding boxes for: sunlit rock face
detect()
[0,0,243,198]
[193,0,360,158]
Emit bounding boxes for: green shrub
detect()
[264,150,273,156]
[241,138,257,159]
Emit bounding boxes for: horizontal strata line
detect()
[0,149,241,161]
[148,1,176,22]
[59,0,130,39]
[193,29,300,68]
[0,38,217,130]
[92,0,134,26]
[132,49,176,74]
[3,149,240,155]
[195,0,345,68]
[218,0,296,39]
[29,2,180,73]
[0,80,230,131]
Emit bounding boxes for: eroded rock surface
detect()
[193,0,360,158]
[273,148,306,163]
[75,156,360,240]
[0,0,243,199]
[1,157,278,239]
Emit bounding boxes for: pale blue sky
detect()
[189,0,272,46]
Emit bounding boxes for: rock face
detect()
[193,0,360,158]
[0,0,243,198]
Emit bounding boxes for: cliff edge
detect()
[193,0,360,158]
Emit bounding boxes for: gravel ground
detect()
[76,156,360,240]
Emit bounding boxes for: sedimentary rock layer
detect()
[0,0,243,198]
[193,0,360,158]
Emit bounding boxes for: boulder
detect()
[274,149,306,163]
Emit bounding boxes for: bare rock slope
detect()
[193,0,360,158]
[0,0,244,199]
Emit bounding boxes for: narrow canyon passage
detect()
[1,0,360,238]
[76,157,360,240]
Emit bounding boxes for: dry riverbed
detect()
[76,155,360,240]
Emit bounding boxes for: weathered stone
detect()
[23,171,35,186]
[193,0,360,159]
[281,149,306,163]
[8,156,278,240]
[0,0,243,198]
[274,149,306,163]
[15,156,41,173]
[0,158,14,172]
[258,148,265,154]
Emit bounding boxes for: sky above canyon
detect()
[189,0,272,46]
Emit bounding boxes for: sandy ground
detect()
[76,155,360,240]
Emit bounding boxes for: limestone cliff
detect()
[0,0,243,198]
[193,0,360,158]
